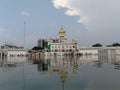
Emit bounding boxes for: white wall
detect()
[79,49,98,55]
[7,50,27,57]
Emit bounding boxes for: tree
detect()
[107,43,120,47]
[112,43,120,46]
[32,46,44,50]
[92,43,102,47]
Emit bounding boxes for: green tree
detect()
[92,43,102,47]
[107,43,120,47]
[112,43,120,46]
[32,46,44,50]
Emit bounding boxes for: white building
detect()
[6,49,28,57]
[45,26,78,56]
[0,43,28,57]
[79,47,100,55]
[78,47,120,55]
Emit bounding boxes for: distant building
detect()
[1,43,24,49]
[0,43,28,57]
[38,39,48,49]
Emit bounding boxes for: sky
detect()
[0,0,120,48]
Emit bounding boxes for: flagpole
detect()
[23,21,26,49]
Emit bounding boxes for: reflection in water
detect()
[33,54,120,73]
[37,59,48,71]
[0,57,27,90]
[32,56,79,90]
[98,54,120,70]
[58,69,67,90]
[114,61,120,70]
[1,54,120,90]
[0,57,27,72]
[93,60,103,68]
[33,56,79,75]
[31,55,120,90]
[22,63,25,90]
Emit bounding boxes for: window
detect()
[52,46,54,49]
[67,45,68,48]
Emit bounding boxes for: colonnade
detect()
[0,51,7,59]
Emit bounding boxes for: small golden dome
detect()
[59,26,65,34]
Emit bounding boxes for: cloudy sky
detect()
[0,0,120,48]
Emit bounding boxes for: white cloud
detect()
[52,0,71,9]
[21,11,30,16]
[65,9,80,16]
[52,0,120,45]
[52,0,90,25]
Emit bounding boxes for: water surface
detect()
[0,55,120,90]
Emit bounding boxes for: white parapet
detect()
[0,48,28,57]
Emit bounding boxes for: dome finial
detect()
[59,25,65,34]
[61,25,64,29]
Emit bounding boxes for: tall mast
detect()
[23,21,26,48]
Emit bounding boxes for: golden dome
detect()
[59,26,65,34]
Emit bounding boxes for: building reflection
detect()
[0,57,27,71]
[32,58,49,71]
[48,56,79,75]
[112,55,120,70]
[76,54,120,69]
[33,56,79,74]
[37,59,48,71]
[31,54,120,90]
[34,54,120,72]
[114,61,120,70]
[0,56,27,90]
[98,53,120,70]
[48,56,68,90]
[58,69,67,90]
[93,60,103,68]
[32,56,79,90]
